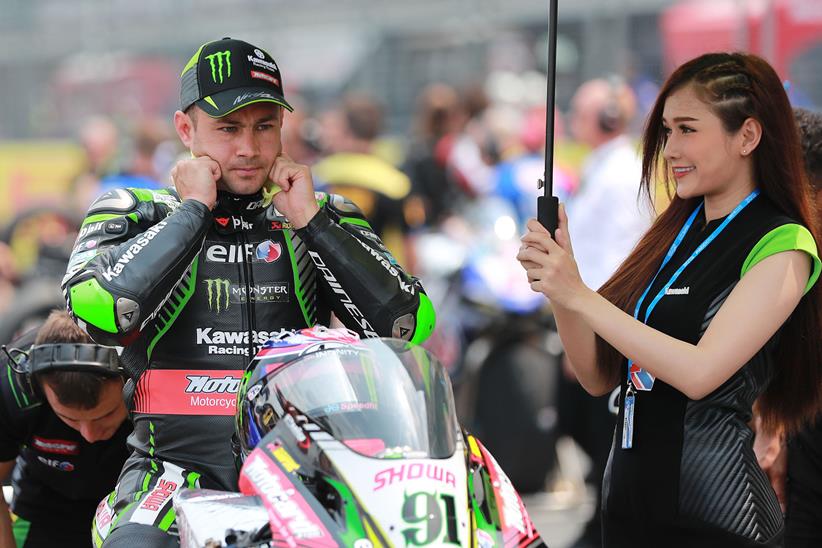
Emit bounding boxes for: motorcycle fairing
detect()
[242,416,546,548]
[239,437,342,547]
[240,413,391,548]
[315,432,469,547]
[464,434,544,548]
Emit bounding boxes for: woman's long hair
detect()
[597,52,822,432]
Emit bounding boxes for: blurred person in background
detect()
[566,76,650,291]
[495,105,578,227]
[793,108,822,229]
[481,103,527,164]
[0,310,130,548]
[69,116,121,213]
[442,84,496,198]
[69,116,175,214]
[754,107,822,548]
[403,83,463,227]
[519,52,821,547]
[125,120,172,183]
[558,76,650,548]
[92,118,177,198]
[314,93,413,265]
[280,94,321,166]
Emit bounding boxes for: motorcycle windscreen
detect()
[259,339,458,459]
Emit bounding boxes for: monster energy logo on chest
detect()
[206,51,232,83]
[205,279,231,313]
[205,279,290,312]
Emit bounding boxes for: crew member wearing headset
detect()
[0,310,130,548]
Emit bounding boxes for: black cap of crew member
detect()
[180,37,294,118]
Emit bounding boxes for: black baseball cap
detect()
[180,37,293,118]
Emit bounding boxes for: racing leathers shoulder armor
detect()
[61,187,435,489]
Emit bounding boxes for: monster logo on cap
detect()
[205,51,232,84]
[180,37,293,118]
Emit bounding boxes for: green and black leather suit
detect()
[61,187,435,543]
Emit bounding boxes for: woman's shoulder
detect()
[740,196,820,291]
[743,194,814,249]
[742,194,798,233]
[718,194,796,261]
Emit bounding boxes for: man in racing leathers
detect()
[61,37,435,547]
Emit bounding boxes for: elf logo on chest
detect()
[205,241,282,263]
[665,286,690,296]
[37,456,75,472]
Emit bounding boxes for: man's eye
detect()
[256,124,273,131]
[218,126,237,133]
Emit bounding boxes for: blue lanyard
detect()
[627,189,760,377]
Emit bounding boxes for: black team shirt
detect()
[602,195,820,548]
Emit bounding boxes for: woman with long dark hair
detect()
[518,52,822,547]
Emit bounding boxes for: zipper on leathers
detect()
[238,231,257,364]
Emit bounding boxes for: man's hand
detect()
[268,154,320,229]
[170,156,221,210]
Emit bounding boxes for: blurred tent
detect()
[661,0,822,89]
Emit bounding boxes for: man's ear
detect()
[174,110,195,149]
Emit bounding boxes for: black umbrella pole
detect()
[538,0,559,235]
